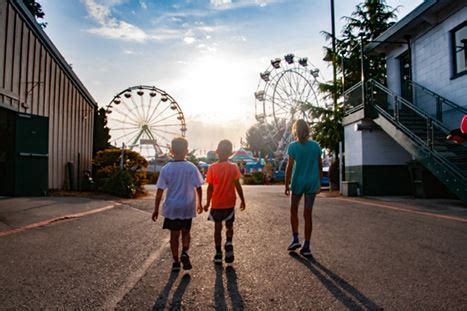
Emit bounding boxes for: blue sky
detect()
[41,0,422,152]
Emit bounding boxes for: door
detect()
[14,113,49,196]
[399,50,412,102]
[0,107,15,196]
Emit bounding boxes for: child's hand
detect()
[151,209,158,222]
[284,185,290,196]
[197,203,203,214]
[203,203,210,212]
[240,201,246,211]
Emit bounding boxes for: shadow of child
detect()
[289,252,381,310]
[226,266,245,310]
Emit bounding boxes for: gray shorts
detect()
[291,193,316,209]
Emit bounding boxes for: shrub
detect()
[146,171,160,184]
[93,148,148,197]
[242,171,265,185]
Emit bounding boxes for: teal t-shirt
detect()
[287,140,322,195]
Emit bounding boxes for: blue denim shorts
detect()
[291,193,316,209]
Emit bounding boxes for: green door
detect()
[0,108,15,196]
[14,113,49,196]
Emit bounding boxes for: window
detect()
[451,21,467,78]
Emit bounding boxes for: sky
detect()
[41,0,423,154]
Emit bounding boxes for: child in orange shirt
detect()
[204,140,246,263]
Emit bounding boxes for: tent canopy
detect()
[229,148,255,162]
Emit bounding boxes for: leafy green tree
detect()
[245,122,281,156]
[186,150,200,168]
[93,107,111,156]
[24,0,47,28]
[311,0,398,155]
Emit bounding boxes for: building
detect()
[343,0,466,202]
[0,0,97,195]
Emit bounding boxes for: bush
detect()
[146,171,160,184]
[243,171,265,185]
[93,148,148,197]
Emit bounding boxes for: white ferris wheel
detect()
[254,54,324,157]
[106,85,186,159]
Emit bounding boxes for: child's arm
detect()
[204,183,213,211]
[234,180,246,211]
[152,188,164,221]
[317,156,323,194]
[284,156,294,196]
[196,186,203,214]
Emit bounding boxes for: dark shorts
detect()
[162,218,192,231]
[208,208,235,224]
[291,193,316,209]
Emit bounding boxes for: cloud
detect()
[139,1,148,10]
[83,0,150,42]
[210,0,279,10]
[184,37,196,44]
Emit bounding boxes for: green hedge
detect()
[93,148,148,198]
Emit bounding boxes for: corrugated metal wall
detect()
[0,0,95,190]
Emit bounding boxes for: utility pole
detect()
[330,0,337,110]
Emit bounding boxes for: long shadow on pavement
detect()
[214,264,245,310]
[153,271,191,311]
[289,253,381,311]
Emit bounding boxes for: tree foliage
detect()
[311,0,398,155]
[245,122,284,156]
[93,107,111,156]
[24,0,47,28]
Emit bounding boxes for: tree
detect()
[24,0,47,28]
[245,122,281,157]
[186,150,200,168]
[93,107,111,156]
[310,0,398,155]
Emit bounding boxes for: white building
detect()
[343,0,466,202]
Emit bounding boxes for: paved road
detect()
[0,186,466,310]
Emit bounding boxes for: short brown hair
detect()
[217,139,233,156]
[171,137,188,155]
[292,119,309,144]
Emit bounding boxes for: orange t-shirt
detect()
[206,161,242,209]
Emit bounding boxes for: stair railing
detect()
[367,79,465,182]
[406,80,467,130]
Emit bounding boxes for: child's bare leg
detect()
[226,221,233,243]
[303,207,312,241]
[290,200,299,235]
[170,230,181,261]
[214,221,223,248]
[181,228,191,253]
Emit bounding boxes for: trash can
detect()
[342,181,359,196]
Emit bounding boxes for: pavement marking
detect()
[335,197,467,223]
[102,235,170,310]
[0,204,118,238]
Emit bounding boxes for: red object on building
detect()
[461,115,467,134]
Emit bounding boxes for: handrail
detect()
[367,79,465,182]
[407,80,467,114]
[344,81,362,96]
[369,79,449,133]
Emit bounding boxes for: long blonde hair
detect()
[292,119,309,144]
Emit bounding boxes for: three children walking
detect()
[152,119,321,271]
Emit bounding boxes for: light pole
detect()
[330,0,337,110]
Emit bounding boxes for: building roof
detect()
[365,0,443,53]
[11,0,98,108]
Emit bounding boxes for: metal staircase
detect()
[346,79,467,202]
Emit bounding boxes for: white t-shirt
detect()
[156,161,204,219]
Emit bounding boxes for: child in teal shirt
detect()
[284,119,322,256]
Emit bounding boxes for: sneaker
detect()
[224,243,234,263]
[287,241,301,251]
[180,252,192,270]
[299,247,312,257]
[213,252,223,264]
[172,262,181,272]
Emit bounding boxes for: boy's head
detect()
[216,139,233,160]
[171,137,188,158]
[292,119,310,144]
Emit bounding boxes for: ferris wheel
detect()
[254,54,323,157]
[106,85,186,159]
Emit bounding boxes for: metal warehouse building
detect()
[0,0,96,195]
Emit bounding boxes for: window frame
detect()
[450,20,467,79]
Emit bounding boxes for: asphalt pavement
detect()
[0,186,466,310]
